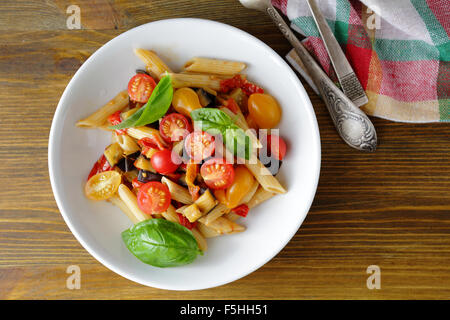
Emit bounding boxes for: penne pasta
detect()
[245,159,286,194]
[161,204,179,223]
[134,49,172,80]
[126,127,167,147]
[191,227,208,251]
[168,73,222,91]
[182,203,203,223]
[117,184,151,222]
[198,216,245,235]
[161,177,193,204]
[224,212,241,222]
[76,91,129,128]
[183,57,246,75]
[114,133,140,155]
[197,222,221,238]
[194,190,217,215]
[109,195,141,224]
[246,185,275,209]
[203,203,230,226]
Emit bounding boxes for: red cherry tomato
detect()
[184,131,215,162]
[87,154,112,181]
[224,98,240,114]
[107,111,127,135]
[177,213,197,230]
[137,181,171,214]
[231,204,249,217]
[159,113,192,142]
[200,158,235,190]
[267,134,287,161]
[132,177,144,189]
[127,74,157,103]
[150,149,180,174]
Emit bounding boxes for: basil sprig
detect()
[110,75,173,130]
[190,108,252,160]
[122,219,202,268]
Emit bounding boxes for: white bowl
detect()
[49,18,321,290]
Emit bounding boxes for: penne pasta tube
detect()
[197,222,221,238]
[109,195,141,224]
[126,127,167,147]
[182,203,203,223]
[194,190,217,215]
[191,227,208,252]
[246,185,276,209]
[114,133,140,155]
[245,159,287,194]
[117,184,151,222]
[203,203,230,226]
[198,216,245,235]
[161,177,193,204]
[161,204,179,223]
[183,57,246,75]
[134,49,172,80]
[224,212,241,222]
[76,91,129,128]
[168,73,222,91]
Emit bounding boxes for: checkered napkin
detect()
[274,0,450,122]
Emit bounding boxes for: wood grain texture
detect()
[0,0,449,300]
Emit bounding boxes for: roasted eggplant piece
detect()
[137,169,162,183]
[196,88,215,107]
[104,143,123,167]
[116,151,140,172]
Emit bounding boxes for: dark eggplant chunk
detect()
[137,170,163,183]
[116,151,140,172]
[195,88,215,107]
[146,120,159,130]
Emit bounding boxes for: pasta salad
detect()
[76,49,287,267]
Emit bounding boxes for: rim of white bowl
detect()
[48,18,321,290]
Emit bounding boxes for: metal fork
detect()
[306,0,368,107]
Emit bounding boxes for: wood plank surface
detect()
[0,0,449,300]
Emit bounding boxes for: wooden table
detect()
[1,0,449,300]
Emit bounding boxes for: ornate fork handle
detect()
[266,5,377,151]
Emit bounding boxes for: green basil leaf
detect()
[110,75,173,130]
[191,108,252,160]
[122,218,202,268]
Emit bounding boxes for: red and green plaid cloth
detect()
[274,0,450,122]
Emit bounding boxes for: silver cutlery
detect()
[239,0,377,151]
[306,0,368,107]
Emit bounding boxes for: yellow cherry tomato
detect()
[214,166,255,208]
[247,93,281,129]
[172,87,202,118]
[85,171,121,201]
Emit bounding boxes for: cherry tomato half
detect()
[87,154,112,181]
[127,74,157,103]
[185,131,215,162]
[137,181,171,214]
[200,158,235,190]
[159,113,192,142]
[150,149,180,174]
[85,171,121,201]
[266,134,287,161]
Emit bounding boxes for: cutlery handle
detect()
[305,0,368,107]
[266,4,377,151]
